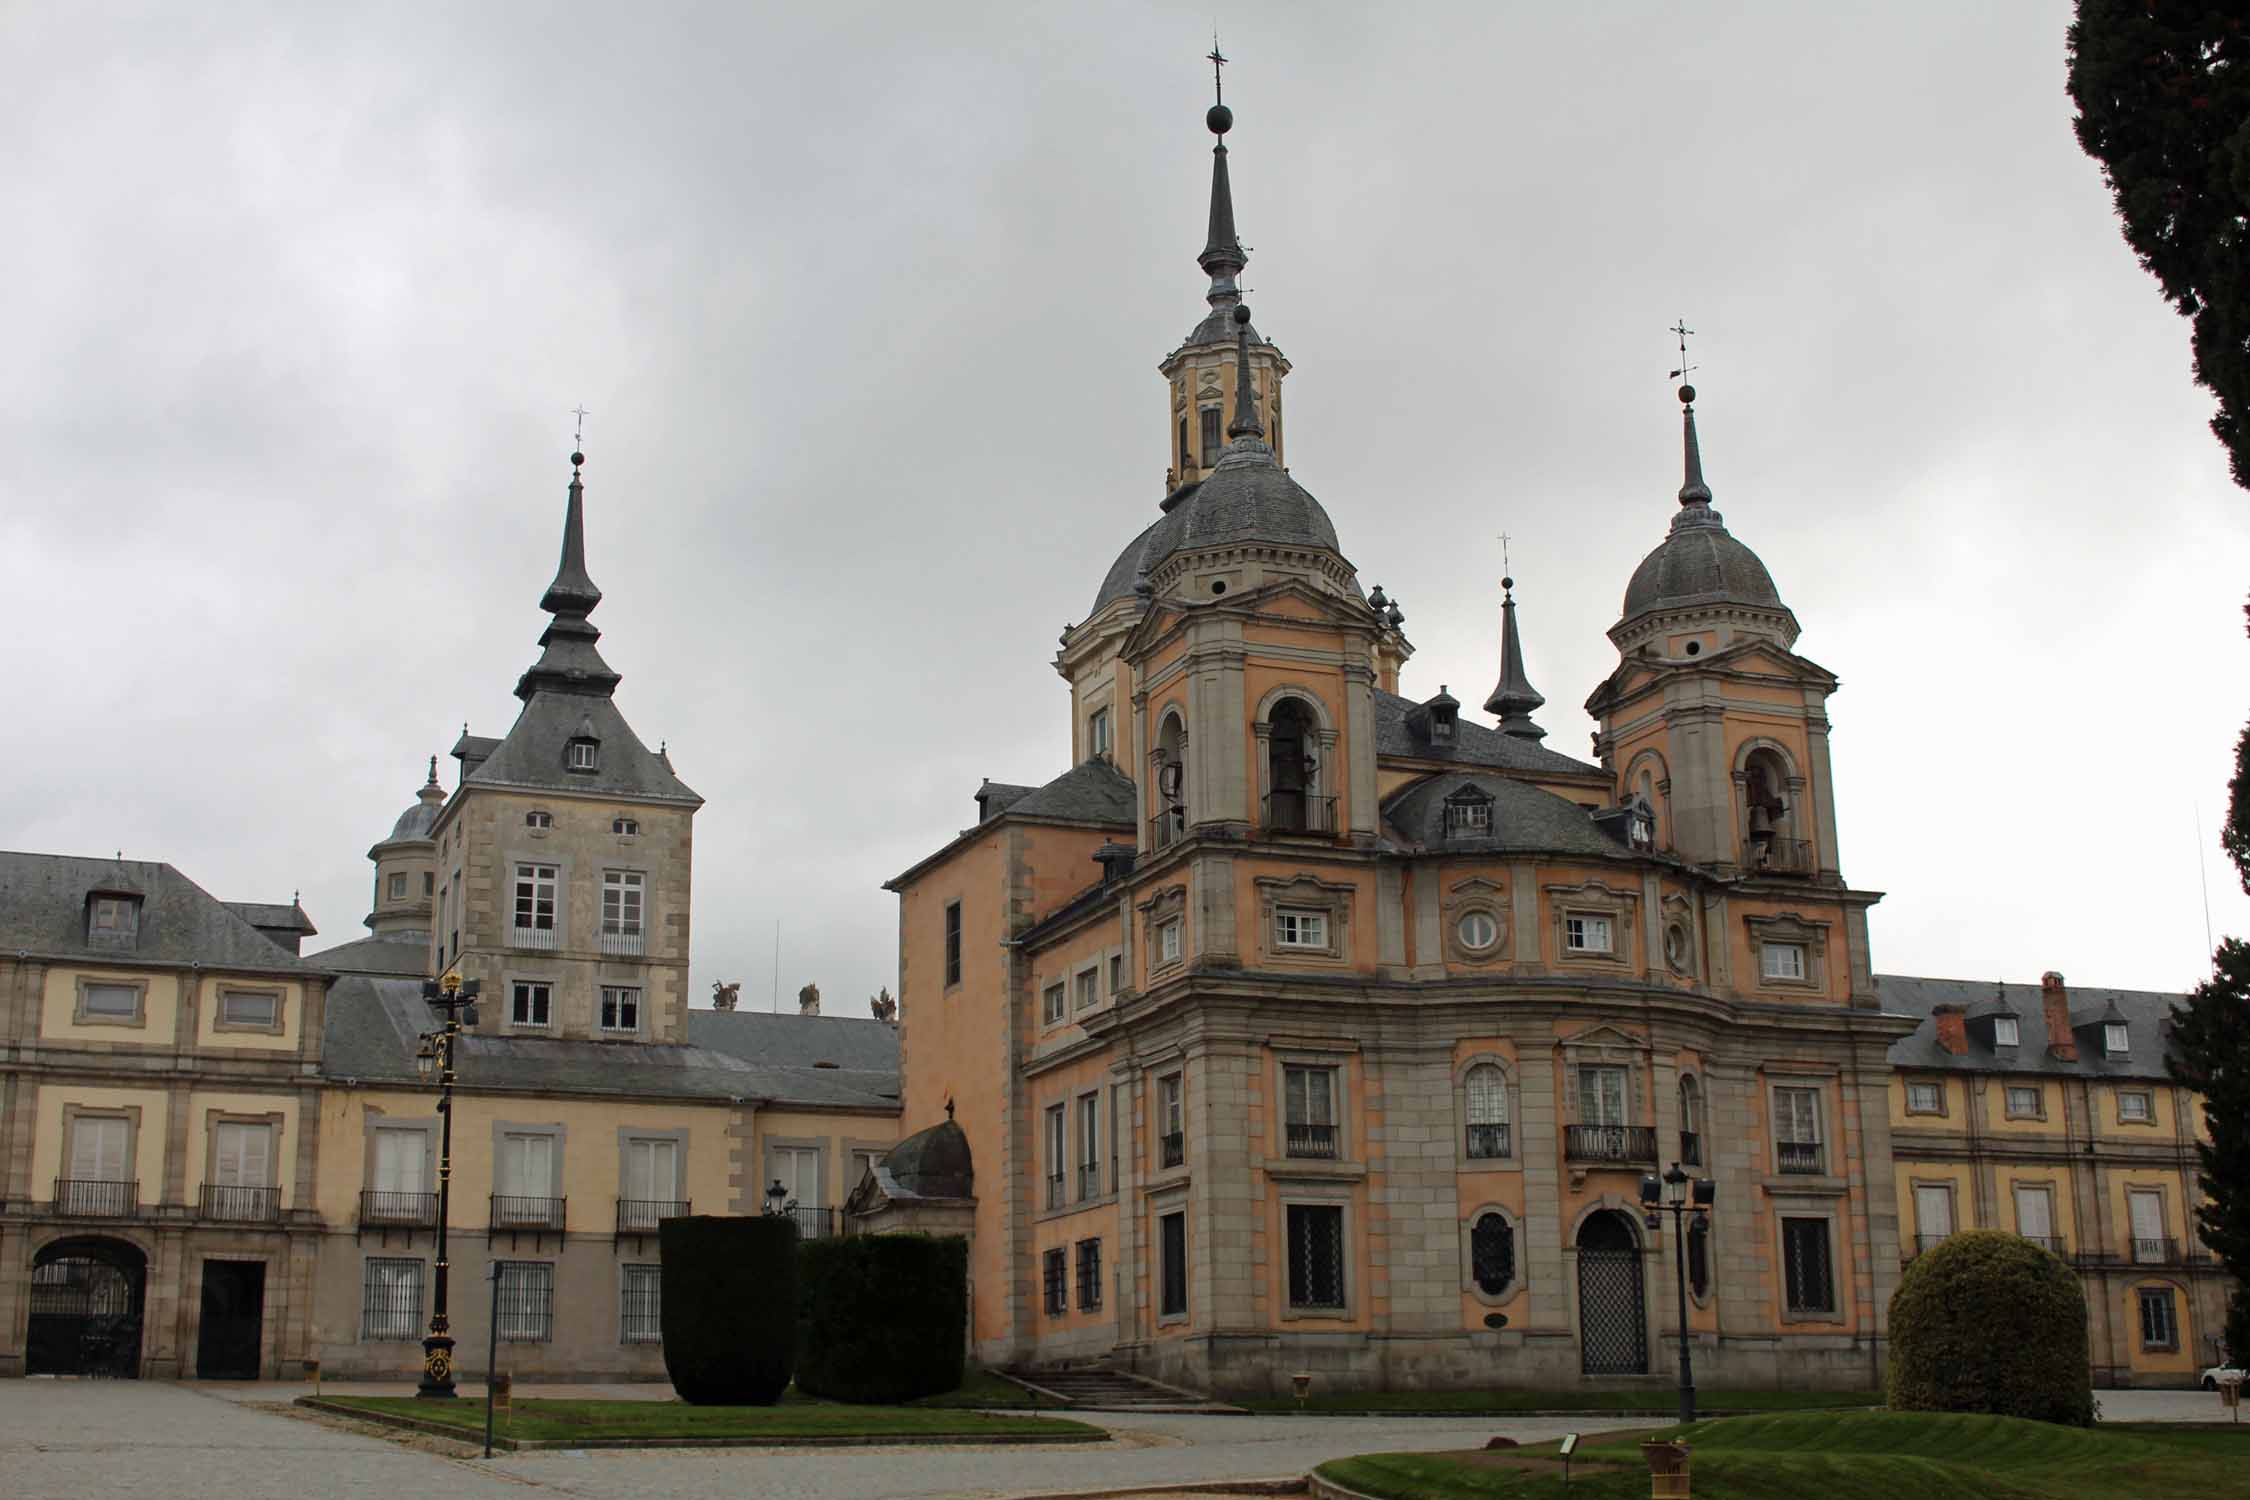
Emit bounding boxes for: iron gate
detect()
[1577,1214,1648,1375]
[27,1248,144,1377]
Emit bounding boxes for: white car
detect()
[2202,1363,2244,1391]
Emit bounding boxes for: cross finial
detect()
[1668,319,1697,385]
[1208,34,1227,106]
[570,405,590,449]
[1499,531,1514,576]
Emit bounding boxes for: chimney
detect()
[1932,1003,1968,1055]
[2041,971,2076,1061]
[797,983,821,1018]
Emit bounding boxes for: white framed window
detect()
[1464,1063,1509,1159]
[2104,1022,2130,1056]
[362,1257,425,1340]
[525,810,552,830]
[2014,1184,2056,1248]
[495,1261,555,1341]
[499,1133,556,1204]
[1456,911,1499,951]
[1564,913,1613,954]
[771,1145,821,1208]
[372,1127,427,1197]
[2118,1088,2153,1123]
[1913,1183,1955,1242]
[1088,707,1111,759]
[1283,1064,1339,1158]
[566,739,599,772]
[1275,908,1328,949]
[81,983,140,1019]
[217,989,280,1029]
[1760,941,1807,981]
[212,1121,274,1189]
[1157,919,1182,965]
[1042,982,1066,1025]
[602,870,645,938]
[1905,1080,1942,1114]
[2138,1285,2179,1350]
[1775,1086,1824,1173]
[600,985,641,1034]
[1993,1016,2020,1046]
[90,896,139,936]
[68,1114,129,1182]
[511,981,553,1028]
[612,816,639,835]
[1577,1064,1629,1127]
[387,872,408,901]
[513,863,558,933]
[620,1263,661,1344]
[1075,969,1099,1011]
[2004,1084,2043,1119]
[621,1136,679,1217]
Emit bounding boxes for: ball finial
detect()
[1207,103,1233,136]
[1502,576,1515,592]
[1676,385,1695,406]
[570,451,586,468]
[1232,303,1252,327]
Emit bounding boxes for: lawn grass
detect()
[908,1367,1068,1409]
[317,1393,1097,1445]
[1316,1409,2250,1499]
[1232,1386,1882,1414]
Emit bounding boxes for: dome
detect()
[1085,441,1341,617]
[384,798,441,844]
[1619,505,1783,623]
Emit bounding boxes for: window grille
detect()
[1465,1064,1509,1158]
[511,982,552,1028]
[600,986,640,1033]
[944,902,962,986]
[362,1257,424,1340]
[1287,1204,1346,1309]
[1470,1213,1514,1296]
[1782,1218,1834,1314]
[1160,1212,1187,1317]
[1075,1238,1102,1311]
[495,1261,555,1341]
[1688,1219,1711,1298]
[620,1264,662,1344]
[1042,1249,1067,1316]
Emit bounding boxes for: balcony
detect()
[358,1190,437,1232]
[1285,1122,1340,1159]
[615,1197,690,1235]
[1148,807,1184,854]
[1776,1140,1825,1175]
[782,1205,839,1240]
[1077,1164,1104,1201]
[510,924,559,952]
[1564,1124,1657,1166]
[1743,837,1815,876]
[1262,791,1338,837]
[489,1194,567,1233]
[2132,1236,2180,1265]
[53,1178,135,1217]
[2020,1234,2069,1257]
[200,1184,278,1222]
[1158,1131,1185,1170]
[598,927,645,957]
[1046,1172,1064,1210]
[1466,1123,1512,1160]
[1678,1130,1703,1168]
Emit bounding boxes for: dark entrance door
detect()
[1577,1211,1649,1375]
[27,1238,146,1377]
[195,1261,265,1379]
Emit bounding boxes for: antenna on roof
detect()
[2195,801,2215,960]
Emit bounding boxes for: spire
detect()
[1483,575,1548,740]
[1197,43,1246,311]
[1227,303,1265,441]
[1677,384,1712,507]
[515,447,621,702]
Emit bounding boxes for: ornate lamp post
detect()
[1640,1162,1716,1426]
[414,970,480,1399]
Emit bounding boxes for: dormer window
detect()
[87,894,141,946]
[1994,1016,2019,1047]
[1443,789,1494,840]
[2104,1022,2130,1056]
[1425,689,1459,747]
[566,739,600,773]
[612,816,639,836]
[1628,797,1655,852]
[526,810,553,830]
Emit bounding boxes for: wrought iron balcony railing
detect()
[200,1184,278,1221]
[1564,1124,1657,1165]
[1262,791,1338,836]
[1678,1130,1703,1167]
[1147,808,1184,853]
[615,1197,690,1234]
[1465,1123,1511,1160]
[1777,1140,1825,1174]
[53,1178,135,1217]
[1077,1164,1104,1201]
[1158,1131,1185,1169]
[359,1190,438,1228]
[489,1194,566,1232]
[1285,1122,1340,1159]
[783,1204,838,1240]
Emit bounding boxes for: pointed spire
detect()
[1677,384,1712,507]
[1484,575,1548,740]
[1227,303,1264,441]
[540,448,604,615]
[515,447,621,703]
[1198,44,1247,311]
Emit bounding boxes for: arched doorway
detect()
[28,1237,146,1378]
[1576,1211,1648,1375]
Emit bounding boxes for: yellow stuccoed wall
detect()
[191,975,305,1052]
[40,967,180,1043]
[179,1091,302,1207]
[32,1084,170,1206]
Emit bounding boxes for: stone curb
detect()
[294,1397,1107,1451]
[1001,1480,1306,1500]
[1249,1403,1882,1418]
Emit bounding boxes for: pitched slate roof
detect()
[687,1010,901,1073]
[1876,973,2185,1083]
[307,933,429,979]
[1381,773,1628,858]
[465,693,701,806]
[1002,760,1138,824]
[1374,691,1605,779]
[0,852,323,974]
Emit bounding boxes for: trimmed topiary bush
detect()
[796,1233,968,1404]
[1888,1229,2093,1425]
[658,1214,798,1405]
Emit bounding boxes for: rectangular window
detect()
[387,872,408,901]
[80,983,140,1019]
[1905,1081,1942,1114]
[1993,1016,2020,1046]
[771,1145,821,1212]
[362,1257,425,1340]
[1042,1247,1067,1316]
[620,1263,662,1344]
[2014,1185,2056,1250]
[498,1132,556,1221]
[1109,1086,1121,1192]
[1275,908,1328,950]
[511,981,552,1028]
[217,989,279,1029]
[1088,708,1111,759]
[1199,406,1222,464]
[2118,1089,2153,1123]
[1042,982,1065,1025]
[1782,1217,1836,1315]
[513,863,558,936]
[372,1127,427,1197]
[212,1121,274,1189]
[1076,1237,1103,1311]
[944,901,962,987]
[1158,1073,1185,1169]
[1913,1184,1954,1248]
[68,1114,129,1183]
[601,870,645,939]
[2138,1286,2179,1350]
[1077,1093,1101,1200]
[2129,1189,2168,1262]
[1775,1086,1823,1173]
[1577,1064,1628,1127]
[89,896,139,936]
[1076,969,1099,1011]
[1564,914,1613,953]
[422,872,434,897]
[1283,1065,1339,1158]
[600,985,641,1034]
[567,740,599,770]
[2003,1084,2043,1119]
[2104,1022,2130,1056]
[1108,954,1124,994]
[1045,1105,1066,1209]
[621,1137,679,1219]
[1760,941,1807,981]
[495,1262,555,1342]
[1286,1204,1346,1310]
[1159,1211,1187,1317]
[1157,919,1182,964]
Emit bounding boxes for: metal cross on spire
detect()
[1498,531,1514,577]
[1208,34,1226,105]
[1668,320,1697,384]
[570,405,590,449]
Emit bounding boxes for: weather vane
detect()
[1208,33,1226,105]
[1668,320,1697,384]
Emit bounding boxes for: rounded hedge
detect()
[795,1233,968,1404]
[1888,1229,2092,1425]
[658,1214,798,1405]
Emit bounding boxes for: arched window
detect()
[1465,1064,1510,1159]
[1688,1217,1711,1300]
[1742,747,1796,868]
[1470,1212,1516,1297]
[1678,1075,1704,1168]
[1152,714,1188,850]
[1265,698,1323,833]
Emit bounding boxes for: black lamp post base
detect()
[417,1336,459,1399]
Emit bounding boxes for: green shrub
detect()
[1888,1229,2092,1425]
[658,1214,797,1405]
[796,1233,968,1404]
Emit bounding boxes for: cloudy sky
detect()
[6,2,2244,1012]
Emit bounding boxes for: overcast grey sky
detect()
[6,2,2244,1010]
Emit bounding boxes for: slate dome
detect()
[384,797,442,844]
[1619,506,1784,623]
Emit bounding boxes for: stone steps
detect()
[1003,1364,1236,1411]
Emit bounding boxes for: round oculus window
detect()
[1663,922,1691,971]
[1457,910,1499,951]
